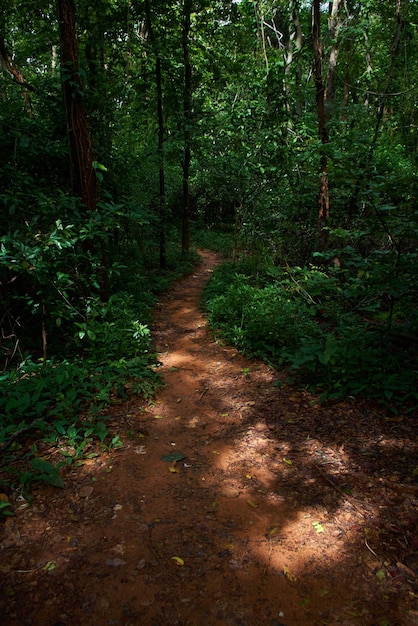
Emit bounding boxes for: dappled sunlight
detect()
[3,250,416,626]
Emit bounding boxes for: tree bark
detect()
[325,0,342,104]
[284,0,303,118]
[56,0,108,300]
[56,0,98,214]
[144,0,167,269]
[312,0,329,249]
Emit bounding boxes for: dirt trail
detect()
[1,250,417,626]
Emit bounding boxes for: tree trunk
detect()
[325,0,342,104]
[56,0,109,300]
[284,1,303,118]
[144,0,167,269]
[181,0,192,256]
[312,0,329,249]
[56,0,98,214]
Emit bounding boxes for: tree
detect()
[144,0,167,269]
[312,0,329,248]
[181,0,192,255]
[56,0,98,213]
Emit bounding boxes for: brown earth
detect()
[1,249,418,626]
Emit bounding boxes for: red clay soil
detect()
[1,250,418,626]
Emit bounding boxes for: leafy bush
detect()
[203,258,418,409]
[203,264,319,362]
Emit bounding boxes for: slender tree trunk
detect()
[144,0,166,269]
[325,0,342,104]
[284,0,303,118]
[312,0,329,249]
[181,0,192,255]
[56,0,98,214]
[57,0,109,299]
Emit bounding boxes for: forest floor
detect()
[1,249,418,626]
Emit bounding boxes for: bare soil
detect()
[1,249,418,626]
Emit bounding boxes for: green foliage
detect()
[20,458,65,490]
[0,501,13,518]
[191,226,234,257]
[203,253,418,409]
[202,263,319,361]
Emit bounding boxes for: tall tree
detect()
[312,0,329,248]
[56,0,98,213]
[144,0,167,269]
[181,0,192,255]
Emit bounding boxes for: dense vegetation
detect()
[1,0,417,502]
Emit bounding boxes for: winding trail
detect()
[2,250,416,626]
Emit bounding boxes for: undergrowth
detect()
[0,242,200,510]
[202,259,418,411]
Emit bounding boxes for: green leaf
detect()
[31,459,64,488]
[376,569,385,581]
[312,521,324,533]
[161,452,186,463]
[42,561,57,571]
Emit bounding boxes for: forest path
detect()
[2,250,416,626]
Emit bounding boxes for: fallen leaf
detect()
[246,499,258,509]
[312,521,324,533]
[283,458,293,465]
[105,558,126,567]
[376,569,385,581]
[172,556,184,566]
[79,485,94,498]
[42,561,56,571]
[283,565,297,582]
[154,414,164,419]
[245,474,252,479]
